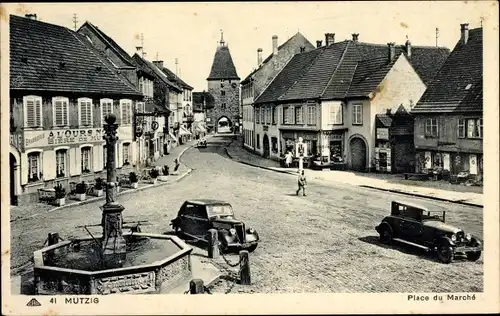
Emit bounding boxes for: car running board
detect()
[393,238,431,251]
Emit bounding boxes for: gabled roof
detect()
[254,48,324,104]
[193,91,215,111]
[10,15,142,96]
[160,66,193,90]
[207,45,240,80]
[412,28,483,113]
[132,54,183,92]
[78,21,136,68]
[255,38,450,104]
[241,32,315,84]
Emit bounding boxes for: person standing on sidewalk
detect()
[296,170,307,196]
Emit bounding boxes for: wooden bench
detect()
[38,188,57,204]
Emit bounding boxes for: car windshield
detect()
[207,204,234,217]
[422,211,444,221]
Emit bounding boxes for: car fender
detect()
[245,230,260,243]
[470,236,482,247]
[376,221,393,234]
[435,236,455,247]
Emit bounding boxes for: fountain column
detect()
[101,114,127,268]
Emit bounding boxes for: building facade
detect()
[412,24,483,181]
[254,33,450,171]
[207,33,240,133]
[241,32,315,152]
[9,15,143,205]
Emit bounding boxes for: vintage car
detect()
[196,139,207,148]
[170,199,259,252]
[375,201,482,263]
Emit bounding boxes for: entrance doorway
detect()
[263,134,270,158]
[10,153,18,205]
[217,117,232,133]
[350,137,367,171]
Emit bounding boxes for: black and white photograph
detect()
[1,1,498,315]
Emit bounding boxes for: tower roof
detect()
[207,33,240,80]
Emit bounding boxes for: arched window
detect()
[56,149,68,178]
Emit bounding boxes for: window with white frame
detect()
[28,152,42,182]
[425,118,438,137]
[260,107,265,123]
[78,98,93,126]
[465,118,483,138]
[283,106,294,124]
[295,106,303,124]
[24,95,43,128]
[120,99,132,125]
[53,97,69,126]
[272,107,277,124]
[136,102,145,113]
[256,108,260,124]
[123,143,130,165]
[458,118,466,138]
[307,105,316,125]
[352,104,362,125]
[101,99,113,124]
[81,147,92,173]
[56,149,67,178]
[329,103,343,124]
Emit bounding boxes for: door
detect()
[263,134,270,158]
[350,137,366,171]
[469,154,477,175]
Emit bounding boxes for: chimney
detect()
[300,46,306,53]
[325,33,335,46]
[316,40,323,48]
[152,60,164,69]
[405,38,412,59]
[460,23,469,44]
[386,108,392,116]
[257,48,263,66]
[352,33,359,42]
[387,42,396,61]
[272,35,278,54]
[25,14,37,20]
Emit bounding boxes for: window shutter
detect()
[26,99,35,127]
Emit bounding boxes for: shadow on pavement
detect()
[358,235,438,263]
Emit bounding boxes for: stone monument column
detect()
[101,114,127,268]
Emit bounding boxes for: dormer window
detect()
[465,84,472,90]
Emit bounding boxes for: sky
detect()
[4,2,494,91]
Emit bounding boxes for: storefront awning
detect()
[169,131,177,140]
[179,126,192,136]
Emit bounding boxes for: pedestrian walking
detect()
[296,170,307,196]
[174,158,180,173]
[285,151,293,168]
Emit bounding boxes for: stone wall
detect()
[207,79,241,131]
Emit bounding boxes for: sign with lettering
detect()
[24,128,105,149]
[376,128,389,140]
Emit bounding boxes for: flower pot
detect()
[75,193,86,201]
[131,182,139,189]
[151,178,157,185]
[158,175,169,182]
[54,198,65,206]
[95,189,104,197]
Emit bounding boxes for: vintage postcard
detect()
[1,1,499,315]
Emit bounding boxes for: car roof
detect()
[186,199,231,206]
[393,200,430,212]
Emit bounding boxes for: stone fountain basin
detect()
[33,233,193,295]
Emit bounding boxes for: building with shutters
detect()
[240,32,315,155]
[9,15,143,205]
[411,24,483,182]
[206,32,240,133]
[254,32,450,171]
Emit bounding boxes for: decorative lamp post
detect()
[101,113,127,268]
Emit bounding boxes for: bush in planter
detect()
[129,172,139,189]
[162,165,170,176]
[74,182,87,201]
[94,177,104,196]
[150,168,159,179]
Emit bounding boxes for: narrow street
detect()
[10,136,483,293]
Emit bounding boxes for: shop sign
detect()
[24,128,104,148]
[376,128,389,140]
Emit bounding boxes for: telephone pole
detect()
[435,27,440,47]
[175,58,178,77]
[140,33,145,58]
[72,13,78,31]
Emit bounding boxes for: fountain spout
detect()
[101,113,127,268]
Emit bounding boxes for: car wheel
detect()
[379,226,393,244]
[246,244,258,253]
[466,251,481,261]
[437,245,454,264]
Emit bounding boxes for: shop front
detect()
[281,131,318,157]
[374,127,391,173]
[319,130,346,163]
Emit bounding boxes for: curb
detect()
[224,141,484,208]
[11,146,194,222]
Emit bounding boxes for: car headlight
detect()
[247,228,255,234]
[466,233,472,240]
[450,234,457,242]
[229,228,236,235]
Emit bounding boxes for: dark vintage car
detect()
[375,201,482,263]
[170,199,259,252]
[196,139,207,148]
